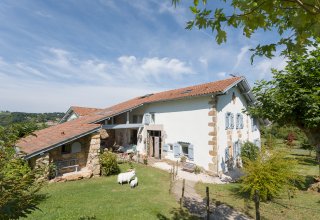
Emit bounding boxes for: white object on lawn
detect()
[117,170,135,185]
[130,177,138,188]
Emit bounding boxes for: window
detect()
[133,115,143,123]
[168,144,173,151]
[71,142,81,153]
[233,141,241,157]
[225,112,234,129]
[236,113,244,129]
[177,142,194,161]
[61,145,71,154]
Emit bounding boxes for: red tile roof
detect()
[71,106,101,116]
[17,77,244,158]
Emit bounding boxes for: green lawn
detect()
[195,148,320,220]
[25,163,181,220]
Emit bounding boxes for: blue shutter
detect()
[230,113,234,129]
[236,114,239,129]
[240,114,244,129]
[225,113,229,129]
[251,117,254,131]
[188,144,194,161]
[225,148,229,161]
[173,143,181,158]
[163,144,169,152]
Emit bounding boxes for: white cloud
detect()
[217,72,227,78]
[234,46,250,69]
[254,57,287,79]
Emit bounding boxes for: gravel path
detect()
[151,161,251,220]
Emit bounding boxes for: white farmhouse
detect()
[17,76,260,177]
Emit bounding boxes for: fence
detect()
[170,175,320,220]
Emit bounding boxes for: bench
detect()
[55,159,80,176]
[182,162,196,173]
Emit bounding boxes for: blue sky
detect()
[0,0,287,113]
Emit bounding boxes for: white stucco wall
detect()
[130,96,212,170]
[216,86,260,173]
[66,112,78,121]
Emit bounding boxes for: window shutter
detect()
[173,143,181,158]
[251,117,254,131]
[225,148,229,161]
[144,113,151,125]
[225,113,229,129]
[188,144,194,161]
[230,113,234,129]
[163,144,169,152]
[236,114,239,129]
[240,114,244,129]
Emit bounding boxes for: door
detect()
[154,137,160,159]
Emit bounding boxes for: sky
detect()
[0,0,287,113]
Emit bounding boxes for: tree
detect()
[0,122,45,219]
[249,47,320,175]
[240,150,299,201]
[172,0,320,61]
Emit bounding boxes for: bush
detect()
[99,152,120,176]
[240,141,260,164]
[194,166,201,174]
[180,156,187,163]
[240,150,300,201]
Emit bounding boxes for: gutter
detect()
[23,126,101,160]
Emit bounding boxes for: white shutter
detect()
[173,143,181,158]
[188,144,194,161]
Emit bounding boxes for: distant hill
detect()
[0,111,65,127]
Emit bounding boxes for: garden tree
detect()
[248,47,320,175]
[0,122,45,219]
[172,0,320,61]
[240,150,300,201]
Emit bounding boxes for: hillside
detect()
[0,111,64,127]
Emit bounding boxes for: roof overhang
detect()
[23,126,100,160]
[102,123,143,129]
[91,104,144,124]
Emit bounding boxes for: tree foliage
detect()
[0,122,45,219]
[173,0,320,61]
[249,46,320,175]
[240,150,300,201]
[249,47,320,142]
[240,141,260,164]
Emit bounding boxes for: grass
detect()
[25,163,184,220]
[195,147,320,220]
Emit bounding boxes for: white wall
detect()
[216,86,260,173]
[66,112,78,121]
[130,96,212,170]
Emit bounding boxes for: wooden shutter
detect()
[188,144,194,161]
[163,144,169,152]
[230,113,234,129]
[225,113,229,129]
[173,143,181,158]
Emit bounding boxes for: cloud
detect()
[234,46,250,69]
[254,57,288,79]
[217,72,227,78]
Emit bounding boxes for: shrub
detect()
[194,166,201,174]
[240,150,300,201]
[180,156,187,163]
[99,152,120,176]
[240,141,260,164]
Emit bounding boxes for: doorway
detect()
[147,130,162,159]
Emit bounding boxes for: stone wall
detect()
[208,96,218,175]
[49,135,90,172]
[86,133,101,176]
